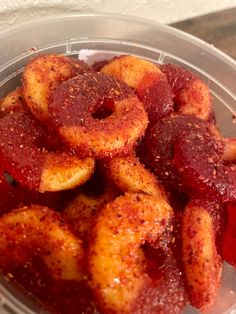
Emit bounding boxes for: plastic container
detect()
[0,12,236,314]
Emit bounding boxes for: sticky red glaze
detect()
[144,245,166,281]
[92,59,109,72]
[133,253,186,314]
[6,257,98,314]
[21,189,63,210]
[49,72,148,158]
[136,72,174,123]
[0,171,21,214]
[0,106,68,192]
[160,63,213,121]
[173,130,236,202]
[135,137,147,165]
[160,64,196,96]
[144,114,217,191]
[168,190,189,213]
[0,109,47,190]
[0,171,62,215]
[49,72,134,128]
[222,203,236,268]
[132,209,187,314]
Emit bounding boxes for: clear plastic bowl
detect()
[0,12,236,314]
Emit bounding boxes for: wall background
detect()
[0,0,236,31]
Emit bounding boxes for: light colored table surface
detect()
[0,0,236,31]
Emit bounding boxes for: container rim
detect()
[0,11,236,69]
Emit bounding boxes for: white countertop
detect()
[0,0,236,31]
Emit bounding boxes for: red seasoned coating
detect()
[0,171,21,214]
[0,87,25,113]
[0,170,62,214]
[50,73,133,128]
[0,87,42,195]
[173,129,236,202]
[62,170,119,242]
[63,188,118,242]
[73,58,93,75]
[136,72,174,124]
[182,200,222,311]
[160,64,196,94]
[49,72,148,158]
[0,109,45,190]
[100,155,168,200]
[92,59,109,72]
[189,199,223,234]
[20,188,63,210]
[144,114,218,190]
[0,55,233,313]
[186,198,224,256]
[132,249,187,314]
[132,209,187,314]
[23,54,93,122]
[222,203,236,268]
[0,205,85,281]
[7,262,98,314]
[88,192,173,313]
[160,64,212,120]
[0,108,94,191]
[101,55,174,123]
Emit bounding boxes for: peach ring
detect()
[100,155,167,200]
[144,113,221,191]
[182,199,222,311]
[0,108,95,192]
[89,192,173,313]
[188,124,236,162]
[0,205,85,280]
[63,187,118,241]
[173,126,236,202]
[23,54,91,122]
[49,72,148,158]
[0,87,24,113]
[101,55,174,123]
[223,138,236,161]
[160,63,212,120]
